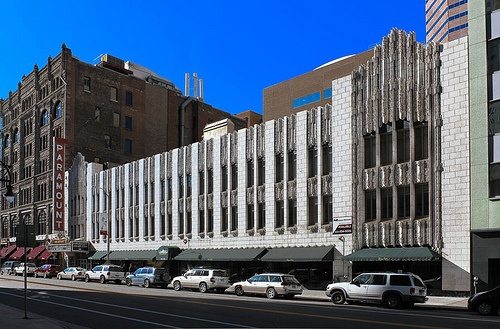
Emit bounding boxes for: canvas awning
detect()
[87,251,108,261]
[38,249,53,261]
[27,245,46,260]
[108,250,158,261]
[174,248,267,261]
[10,247,31,260]
[0,244,17,259]
[260,246,335,262]
[343,247,441,262]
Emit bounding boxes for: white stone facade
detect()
[440,36,470,291]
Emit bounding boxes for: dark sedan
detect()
[468,285,500,315]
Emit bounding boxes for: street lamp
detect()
[0,160,15,203]
[339,236,346,280]
[98,187,111,265]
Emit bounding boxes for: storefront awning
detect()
[0,244,17,259]
[260,246,335,262]
[27,245,46,260]
[10,247,31,260]
[174,248,267,261]
[343,247,441,262]
[87,251,108,261]
[108,250,158,261]
[38,249,53,261]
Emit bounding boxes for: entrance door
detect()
[488,259,500,289]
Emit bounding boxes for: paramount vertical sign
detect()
[53,137,67,232]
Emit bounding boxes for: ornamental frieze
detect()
[287,115,296,151]
[230,190,238,207]
[363,168,378,190]
[395,162,411,186]
[198,195,204,210]
[246,127,254,161]
[221,191,228,208]
[321,174,333,195]
[275,182,284,201]
[379,165,393,188]
[275,118,284,154]
[307,177,318,196]
[257,185,265,203]
[246,187,254,205]
[230,132,238,165]
[185,145,192,174]
[287,180,296,199]
[198,142,205,172]
[414,159,429,184]
[321,104,332,145]
[307,108,317,147]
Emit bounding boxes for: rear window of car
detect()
[212,270,228,277]
[109,266,124,272]
[283,276,300,284]
[412,276,425,287]
[389,275,412,286]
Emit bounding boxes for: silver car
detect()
[57,267,87,281]
[230,273,303,299]
[125,267,170,288]
[171,268,230,293]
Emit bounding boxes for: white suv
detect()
[84,264,125,284]
[171,268,230,293]
[326,272,427,308]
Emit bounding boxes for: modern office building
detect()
[425,0,469,43]
[86,29,470,292]
[0,44,246,251]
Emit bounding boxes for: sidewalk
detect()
[297,289,469,310]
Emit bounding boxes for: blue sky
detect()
[0,1,425,115]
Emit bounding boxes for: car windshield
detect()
[283,276,300,284]
[212,270,228,277]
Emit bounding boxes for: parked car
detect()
[229,273,303,299]
[468,285,500,315]
[57,267,87,281]
[14,263,37,276]
[84,264,125,284]
[34,264,61,278]
[125,267,170,288]
[0,261,21,275]
[325,272,427,308]
[171,268,230,293]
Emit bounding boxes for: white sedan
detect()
[57,267,87,281]
[14,263,37,276]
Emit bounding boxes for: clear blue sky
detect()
[0,1,425,115]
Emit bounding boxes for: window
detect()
[365,190,376,221]
[257,203,265,229]
[288,199,297,227]
[490,101,500,197]
[415,122,428,161]
[398,186,410,219]
[292,92,321,109]
[41,110,49,126]
[308,196,318,226]
[13,128,19,144]
[415,184,429,217]
[186,174,191,197]
[221,207,228,232]
[54,101,63,119]
[231,206,238,231]
[381,188,393,219]
[231,164,237,190]
[397,120,410,163]
[95,107,101,122]
[125,116,133,130]
[247,204,254,229]
[322,195,332,225]
[247,161,254,187]
[364,134,376,168]
[199,209,205,233]
[207,169,213,193]
[104,135,111,149]
[288,151,296,180]
[83,76,91,92]
[3,134,10,148]
[124,139,132,155]
[390,275,412,286]
[258,159,265,185]
[110,87,118,102]
[308,147,318,177]
[275,201,284,228]
[221,166,228,191]
[199,172,205,194]
[275,153,284,182]
[207,209,213,232]
[125,91,133,106]
[113,113,120,127]
[179,176,184,198]
[323,88,332,99]
[167,178,172,200]
[322,144,332,175]
[380,123,393,166]
[178,212,184,235]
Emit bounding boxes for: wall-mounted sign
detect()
[71,241,89,252]
[332,217,352,234]
[47,244,71,252]
[99,213,108,235]
[53,137,67,232]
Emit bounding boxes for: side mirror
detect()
[247,279,252,283]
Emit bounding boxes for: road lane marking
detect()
[0,291,180,328]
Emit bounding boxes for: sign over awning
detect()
[344,247,441,262]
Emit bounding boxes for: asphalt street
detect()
[0,276,498,329]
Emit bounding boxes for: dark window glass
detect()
[415,122,428,161]
[364,134,376,168]
[83,76,91,92]
[371,274,387,285]
[308,197,318,226]
[199,209,205,233]
[258,159,265,186]
[247,161,254,187]
[288,199,297,227]
[398,186,410,219]
[125,116,133,130]
[258,203,265,229]
[322,144,332,175]
[288,151,296,180]
[415,184,429,217]
[186,211,191,234]
[231,164,237,190]
[221,207,228,232]
[381,188,393,219]
[390,275,412,286]
[276,153,284,182]
[124,139,132,155]
[221,166,228,191]
[199,172,204,194]
[125,91,133,106]
[179,176,184,198]
[490,163,500,197]
[365,190,377,221]
[186,174,191,197]
[275,201,284,228]
[247,205,254,229]
[207,169,213,193]
[380,123,393,166]
[308,147,318,177]
[110,86,118,101]
[397,120,410,163]
[178,212,184,234]
[231,206,238,231]
[54,102,63,119]
[322,195,332,225]
[167,178,172,200]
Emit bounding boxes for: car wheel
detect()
[234,286,244,296]
[173,280,182,291]
[57,274,62,280]
[143,279,151,288]
[266,287,277,299]
[99,275,106,284]
[199,282,208,293]
[85,275,90,283]
[478,302,493,315]
[71,275,76,281]
[331,291,346,304]
[385,294,402,309]
[126,279,132,286]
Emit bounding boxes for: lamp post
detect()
[98,187,111,264]
[339,236,346,281]
[0,160,15,203]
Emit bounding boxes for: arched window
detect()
[41,110,49,126]
[3,134,10,148]
[54,101,63,119]
[13,128,19,144]
[37,211,47,235]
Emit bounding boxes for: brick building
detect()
[0,44,245,248]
